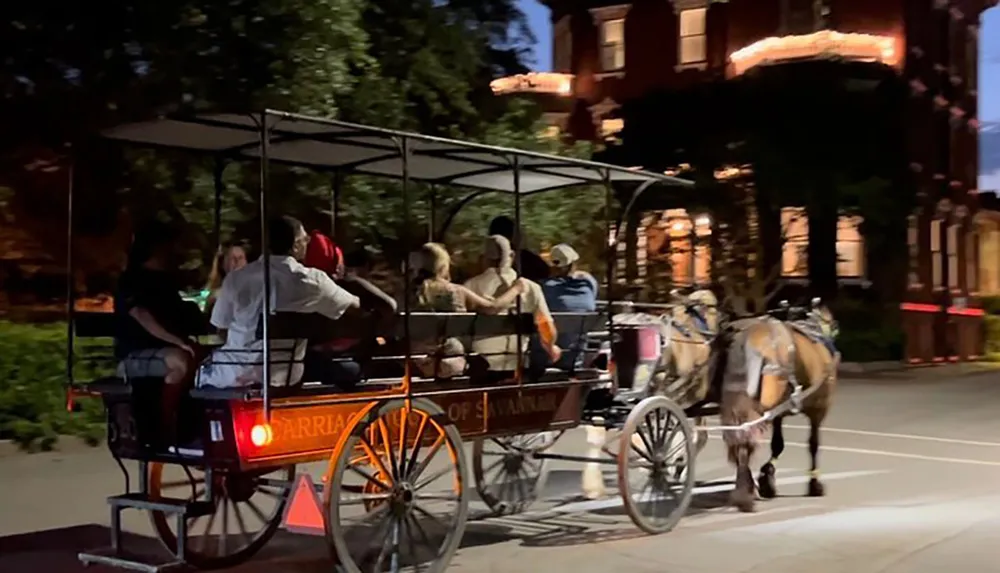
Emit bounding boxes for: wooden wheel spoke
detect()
[219,498,229,556]
[403,514,424,573]
[243,498,269,525]
[413,464,453,492]
[411,503,448,532]
[197,505,218,553]
[232,501,254,546]
[369,511,397,573]
[358,434,394,487]
[341,491,393,506]
[376,418,398,481]
[404,413,431,479]
[406,433,445,483]
[348,459,392,491]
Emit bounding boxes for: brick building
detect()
[492,0,999,362]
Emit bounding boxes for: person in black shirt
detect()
[114,222,199,439]
[487,215,550,282]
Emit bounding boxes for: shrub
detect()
[829,298,905,362]
[982,296,1000,316]
[0,321,108,451]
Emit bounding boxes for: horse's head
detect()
[686,289,720,333]
[808,297,839,340]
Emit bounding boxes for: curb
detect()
[838,361,904,375]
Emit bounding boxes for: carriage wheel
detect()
[472,431,562,515]
[617,396,695,535]
[148,463,295,569]
[324,399,469,573]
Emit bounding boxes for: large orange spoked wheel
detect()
[323,399,469,573]
[148,462,295,569]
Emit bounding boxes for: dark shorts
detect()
[116,348,172,380]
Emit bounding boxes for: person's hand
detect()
[515,277,530,294]
[547,344,562,363]
[177,340,197,358]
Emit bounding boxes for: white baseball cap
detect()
[550,243,580,267]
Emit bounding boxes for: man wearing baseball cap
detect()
[531,243,598,373]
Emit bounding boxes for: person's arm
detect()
[128,307,195,355]
[526,281,560,361]
[312,272,361,320]
[458,279,527,314]
[340,274,397,315]
[210,275,237,340]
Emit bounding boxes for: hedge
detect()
[0,321,107,450]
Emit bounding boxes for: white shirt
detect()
[198,256,360,388]
[463,267,550,372]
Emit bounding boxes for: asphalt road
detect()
[3,369,1000,573]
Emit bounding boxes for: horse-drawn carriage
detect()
[66,110,840,573]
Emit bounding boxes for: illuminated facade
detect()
[493,0,999,362]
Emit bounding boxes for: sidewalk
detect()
[841,361,1000,381]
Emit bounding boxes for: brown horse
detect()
[719,300,839,512]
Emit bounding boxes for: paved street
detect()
[3,368,1000,572]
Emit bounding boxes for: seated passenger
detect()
[488,215,550,282]
[464,235,560,381]
[304,232,396,325]
[198,216,361,389]
[407,242,531,379]
[204,241,248,316]
[113,222,201,440]
[531,243,598,372]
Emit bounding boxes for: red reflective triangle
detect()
[281,474,325,535]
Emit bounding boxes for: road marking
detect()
[681,503,826,528]
[782,441,1000,466]
[782,425,1000,448]
[541,469,886,515]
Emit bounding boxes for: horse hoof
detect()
[757,465,777,500]
[730,491,756,513]
[807,478,825,497]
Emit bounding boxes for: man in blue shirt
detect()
[530,243,599,374]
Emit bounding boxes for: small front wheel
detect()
[617,396,695,535]
[472,431,561,515]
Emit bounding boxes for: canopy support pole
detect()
[399,137,412,398]
[435,189,494,242]
[65,153,76,396]
[212,158,226,250]
[331,172,343,242]
[259,112,273,421]
[512,156,523,387]
[428,185,437,242]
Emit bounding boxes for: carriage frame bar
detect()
[74,109,693,420]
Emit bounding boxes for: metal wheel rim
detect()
[325,399,469,573]
[149,463,294,569]
[617,396,695,535]
[472,431,559,515]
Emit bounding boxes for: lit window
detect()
[781,208,808,277]
[600,118,624,140]
[553,17,572,72]
[678,8,707,65]
[907,214,920,287]
[836,215,864,278]
[947,223,959,289]
[600,19,626,71]
[967,229,978,292]
[931,219,942,289]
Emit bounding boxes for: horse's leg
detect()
[729,445,756,512]
[757,415,785,499]
[806,411,825,497]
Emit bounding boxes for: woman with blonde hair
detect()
[204,241,248,316]
[407,242,532,378]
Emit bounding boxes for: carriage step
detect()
[108,493,214,517]
[78,547,188,572]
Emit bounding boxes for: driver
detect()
[198,216,361,389]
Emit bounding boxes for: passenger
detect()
[407,242,532,378]
[303,229,345,279]
[531,243,598,373]
[113,221,201,441]
[464,235,560,381]
[487,215,550,282]
[204,241,248,316]
[198,216,362,389]
[304,233,396,320]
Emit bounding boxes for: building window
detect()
[836,215,864,278]
[600,118,624,141]
[947,223,959,289]
[600,18,626,71]
[907,214,920,287]
[931,219,943,289]
[553,17,572,72]
[678,7,707,66]
[781,207,809,277]
[967,229,978,293]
